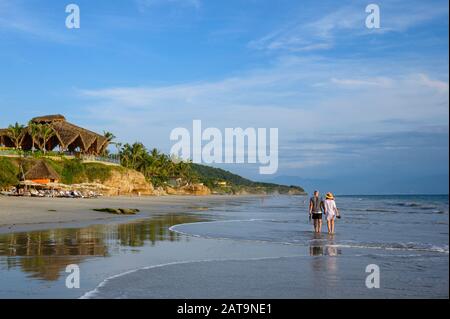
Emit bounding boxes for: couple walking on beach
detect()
[309,191,341,234]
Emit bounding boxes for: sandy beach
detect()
[0,195,260,234]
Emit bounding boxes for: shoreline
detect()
[0,194,272,235]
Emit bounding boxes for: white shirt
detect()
[323,199,338,219]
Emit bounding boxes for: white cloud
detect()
[248,1,448,53]
[248,6,362,52]
[330,77,394,88]
[415,73,449,93]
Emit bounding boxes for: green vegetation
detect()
[26,122,56,154]
[0,157,116,188]
[0,157,19,189]
[60,159,86,184]
[4,121,55,154]
[58,160,116,184]
[84,163,116,183]
[190,163,304,194]
[6,122,26,149]
[119,142,195,187]
[118,142,304,195]
[191,163,253,187]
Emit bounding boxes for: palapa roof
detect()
[0,114,109,154]
[31,114,66,123]
[24,160,60,181]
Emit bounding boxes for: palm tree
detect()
[150,148,160,159]
[119,143,132,167]
[7,122,25,150]
[28,122,40,153]
[37,124,55,154]
[114,142,122,161]
[118,142,194,187]
[119,142,146,169]
[103,131,119,157]
[103,131,116,143]
[130,142,146,168]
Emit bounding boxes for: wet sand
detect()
[0,195,261,234]
[88,253,449,299]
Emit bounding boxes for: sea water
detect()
[0,195,448,298]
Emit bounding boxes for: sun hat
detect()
[325,192,334,200]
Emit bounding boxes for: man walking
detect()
[309,190,324,233]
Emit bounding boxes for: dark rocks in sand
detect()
[93,208,120,214]
[119,208,140,215]
[93,208,140,215]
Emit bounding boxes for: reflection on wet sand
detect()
[0,214,206,281]
[309,234,342,291]
[309,234,342,289]
[309,245,341,257]
[309,233,342,257]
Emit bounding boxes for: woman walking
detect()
[323,192,340,234]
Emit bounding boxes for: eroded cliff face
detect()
[68,168,154,196]
[165,184,211,196]
[100,169,212,196]
[73,169,212,196]
[102,169,154,195]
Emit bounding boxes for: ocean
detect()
[0,195,448,298]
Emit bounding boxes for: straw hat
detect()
[325,192,334,200]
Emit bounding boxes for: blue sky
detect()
[0,0,448,194]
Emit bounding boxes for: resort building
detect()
[0,114,109,155]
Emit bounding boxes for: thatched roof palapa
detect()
[31,114,66,123]
[0,114,110,155]
[24,160,60,181]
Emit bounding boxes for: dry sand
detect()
[0,195,259,234]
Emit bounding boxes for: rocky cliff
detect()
[165,184,212,196]
[101,169,154,196]
[71,168,213,196]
